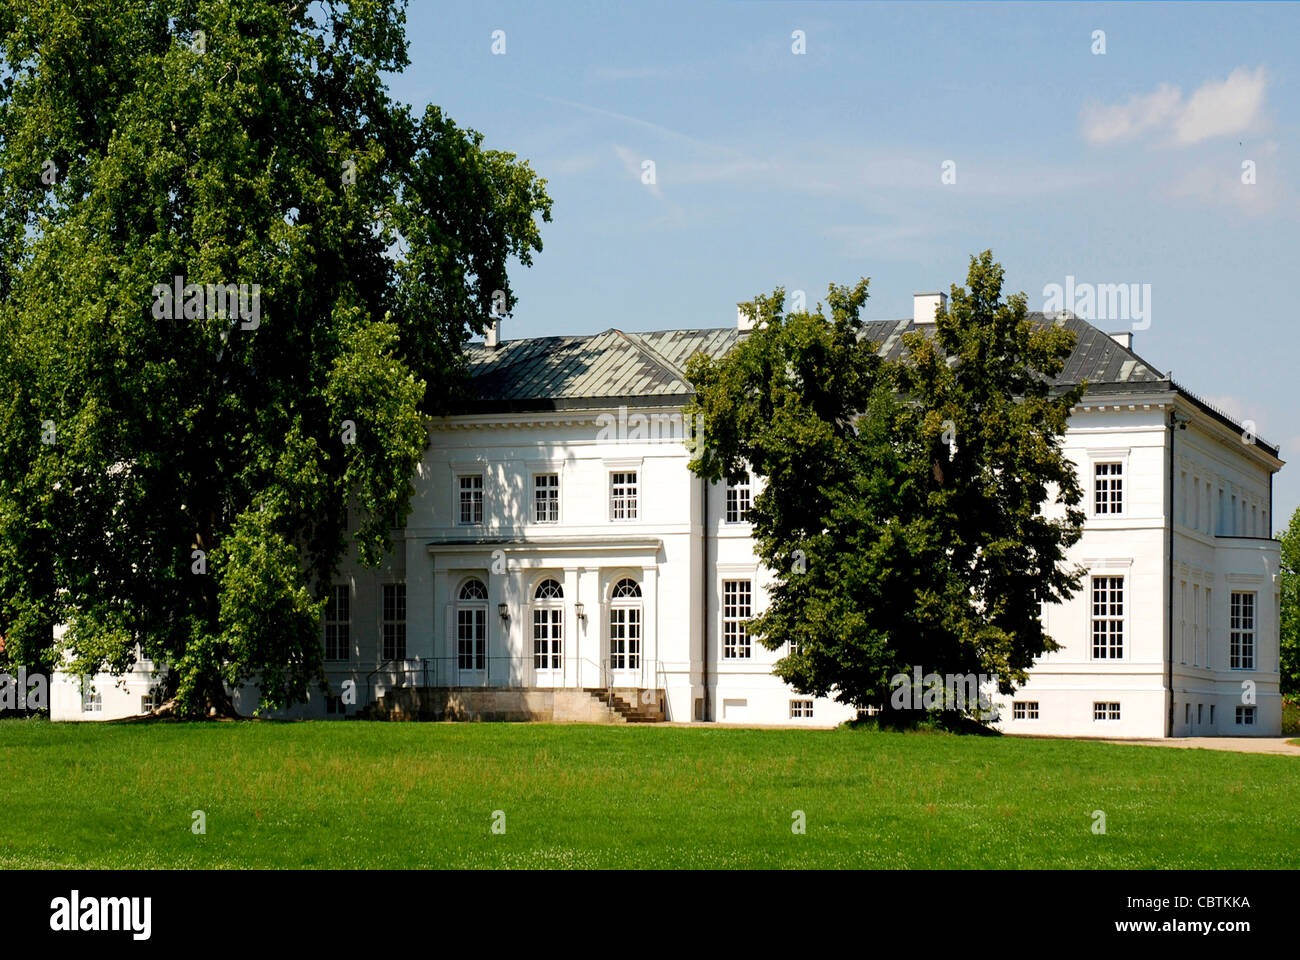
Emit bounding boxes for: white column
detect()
[564,566,580,687]
[642,564,658,690]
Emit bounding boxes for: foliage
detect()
[685,252,1085,712]
[0,0,551,713]
[1280,507,1300,697]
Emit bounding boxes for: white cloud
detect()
[1081,67,1268,146]
[1175,67,1268,144]
[1082,83,1182,145]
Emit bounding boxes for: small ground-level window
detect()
[1209,704,1215,724]
[790,699,813,718]
[1185,703,1190,724]
[1093,701,1120,721]
[1235,706,1256,726]
[325,694,346,715]
[1012,701,1039,720]
[82,688,102,714]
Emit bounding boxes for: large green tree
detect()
[685,252,1086,714]
[0,0,551,713]
[1280,506,1300,698]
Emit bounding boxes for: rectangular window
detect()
[142,691,156,713]
[1204,588,1210,667]
[789,699,814,719]
[1209,704,1215,724]
[82,688,102,714]
[533,473,559,523]
[1094,462,1123,514]
[458,475,483,525]
[725,476,752,524]
[457,608,486,671]
[1193,584,1201,666]
[1185,703,1190,724]
[608,606,641,671]
[382,583,407,661]
[324,694,345,715]
[533,608,562,670]
[1093,702,1121,721]
[1091,576,1124,659]
[1236,705,1256,726]
[610,471,638,521]
[1198,703,1203,723]
[1012,701,1039,720]
[1230,591,1255,670]
[324,584,350,661]
[722,580,752,659]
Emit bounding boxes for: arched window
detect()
[609,578,642,671]
[534,578,563,600]
[533,579,563,672]
[457,579,487,670]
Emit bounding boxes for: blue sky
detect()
[384,1,1299,528]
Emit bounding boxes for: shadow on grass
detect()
[844,709,1002,736]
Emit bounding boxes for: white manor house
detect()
[53,294,1285,736]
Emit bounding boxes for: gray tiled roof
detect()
[463,312,1162,410]
[458,313,1280,458]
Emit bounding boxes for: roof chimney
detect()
[913,292,947,325]
[737,305,755,331]
[484,318,500,348]
[1109,331,1132,350]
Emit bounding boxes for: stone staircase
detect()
[585,688,665,723]
[350,686,666,723]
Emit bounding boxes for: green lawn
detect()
[4,718,1297,869]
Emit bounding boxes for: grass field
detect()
[4,718,1298,869]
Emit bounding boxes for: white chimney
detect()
[484,318,500,348]
[737,305,754,331]
[1109,331,1132,349]
[913,292,947,325]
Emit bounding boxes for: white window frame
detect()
[725,473,753,524]
[608,577,642,672]
[324,583,351,662]
[1092,461,1124,516]
[789,699,813,719]
[1090,575,1125,660]
[532,472,560,524]
[532,578,564,671]
[1230,591,1255,670]
[609,471,639,521]
[722,579,753,660]
[382,582,407,662]
[82,686,102,714]
[1235,705,1256,726]
[1093,701,1121,722]
[456,578,489,672]
[1012,701,1039,720]
[458,473,484,526]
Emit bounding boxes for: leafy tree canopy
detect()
[1280,507,1300,698]
[685,252,1086,713]
[0,0,551,713]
